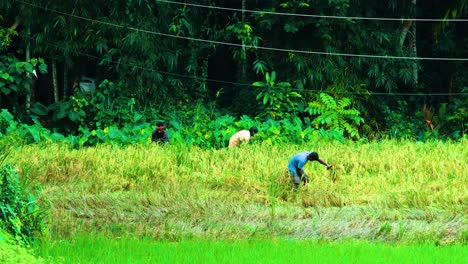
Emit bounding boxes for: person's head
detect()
[307,152,319,161]
[249,126,258,136]
[156,122,166,132]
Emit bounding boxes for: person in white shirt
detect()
[228,126,258,147]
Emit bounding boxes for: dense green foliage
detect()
[1,106,350,148]
[0,147,47,245]
[0,228,45,264]
[0,0,466,143]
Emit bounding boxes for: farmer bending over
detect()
[287,151,332,189]
[152,122,169,144]
[228,126,258,148]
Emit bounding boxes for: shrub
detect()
[0,153,48,244]
[0,228,46,264]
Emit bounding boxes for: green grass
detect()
[0,229,46,264]
[5,139,468,242]
[35,234,467,264]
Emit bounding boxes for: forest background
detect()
[0,0,467,147]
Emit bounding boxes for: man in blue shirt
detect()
[288,151,332,189]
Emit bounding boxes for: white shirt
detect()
[228,130,251,147]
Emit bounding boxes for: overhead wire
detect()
[14,0,468,61]
[11,0,468,96]
[155,0,468,22]
[28,35,467,97]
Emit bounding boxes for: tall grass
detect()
[6,139,468,242]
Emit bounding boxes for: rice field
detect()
[35,235,467,264]
[2,139,467,262]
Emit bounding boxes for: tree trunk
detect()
[25,25,32,114]
[399,21,413,46]
[411,0,418,85]
[52,60,59,103]
[399,0,418,86]
[240,0,247,83]
[9,18,20,31]
[63,64,68,100]
[448,74,453,101]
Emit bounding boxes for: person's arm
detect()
[164,131,170,142]
[295,168,304,176]
[297,160,306,176]
[296,167,309,183]
[317,158,333,169]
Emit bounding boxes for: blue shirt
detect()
[287,152,311,172]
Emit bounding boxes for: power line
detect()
[30,36,468,97]
[15,0,468,62]
[31,36,248,86]
[156,0,468,22]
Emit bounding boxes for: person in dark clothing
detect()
[152,122,169,144]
